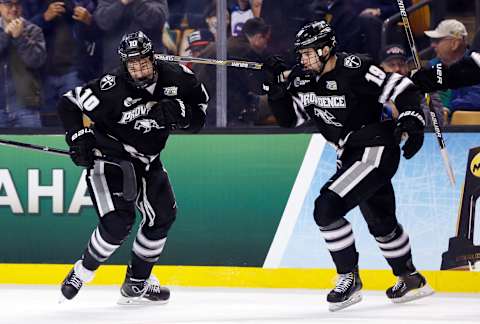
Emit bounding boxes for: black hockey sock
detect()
[130,252,155,280]
[81,226,122,271]
[375,224,415,276]
[320,219,359,274]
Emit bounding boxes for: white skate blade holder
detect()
[390,284,435,304]
[328,291,362,312]
[117,295,169,306]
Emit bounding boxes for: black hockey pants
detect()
[314,145,415,276]
[81,157,177,279]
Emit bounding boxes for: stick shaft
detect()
[155,54,263,70]
[396,0,456,186]
[0,138,69,156]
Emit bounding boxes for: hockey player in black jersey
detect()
[57,31,209,304]
[263,21,433,311]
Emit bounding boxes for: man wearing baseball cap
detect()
[425,19,468,66]
[379,44,409,76]
[425,19,480,115]
[186,29,214,58]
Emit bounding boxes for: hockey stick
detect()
[396,0,456,186]
[0,138,137,201]
[155,53,263,70]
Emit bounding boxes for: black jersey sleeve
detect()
[412,52,480,92]
[355,58,422,116]
[172,64,209,133]
[57,78,105,133]
[57,94,86,133]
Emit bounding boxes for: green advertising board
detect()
[0,134,311,266]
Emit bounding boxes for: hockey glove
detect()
[263,55,289,84]
[262,55,289,100]
[151,99,191,130]
[393,111,425,159]
[66,128,96,167]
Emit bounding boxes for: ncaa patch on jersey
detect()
[163,86,178,96]
[100,74,116,91]
[344,55,361,69]
[326,80,337,90]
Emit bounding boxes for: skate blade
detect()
[328,292,362,312]
[391,284,434,304]
[58,295,67,304]
[117,295,169,306]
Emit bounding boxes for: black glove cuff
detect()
[68,127,94,143]
[397,111,426,127]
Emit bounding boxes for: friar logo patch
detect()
[100,75,116,90]
[344,55,361,69]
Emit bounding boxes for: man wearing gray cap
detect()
[425,19,468,66]
[424,19,480,115]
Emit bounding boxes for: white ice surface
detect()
[0,285,478,324]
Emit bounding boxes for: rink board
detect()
[0,133,479,292]
[1,264,480,293]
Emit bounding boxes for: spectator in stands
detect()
[194,17,270,126]
[250,0,262,17]
[327,0,412,62]
[260,0,317,64]
[354,0,410,21]
[29,0,97,127]
[183,0,211,29]
[94,0,169,72]
[178,1,229,58]
[0,0,46,128]
[425,19,480,115]
[230,0,262,37]
[204,1,230,41]
[186,28,214,58]
[379,44,445,126]
[230,0,252,37]
[167,0,186,29]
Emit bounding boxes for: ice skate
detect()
[327,267,362,312]
[117,268,170,305]
[386,271,434,303]
[60,260,94,302]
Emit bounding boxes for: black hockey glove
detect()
[263,55,289,84]
[393,111,426,159]
[151,99,191,130]
[262,55,289,99]
[66,128,96,167]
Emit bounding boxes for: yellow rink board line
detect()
[1,264,479,293]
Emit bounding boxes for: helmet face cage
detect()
[294,21,336,68]
[118,31,156,88]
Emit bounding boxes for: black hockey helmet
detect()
[294,20,336,63]
[118,31,156,88]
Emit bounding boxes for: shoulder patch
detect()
[100,74,116,91]
[343,55,362,69]
[293,76,310,87]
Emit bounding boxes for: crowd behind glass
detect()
[0,0,478,129]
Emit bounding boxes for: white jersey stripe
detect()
[390,77,414,102]
[379,73,402,104]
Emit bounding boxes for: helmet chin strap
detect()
[137,70,158,89]
[315,47,331,75]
